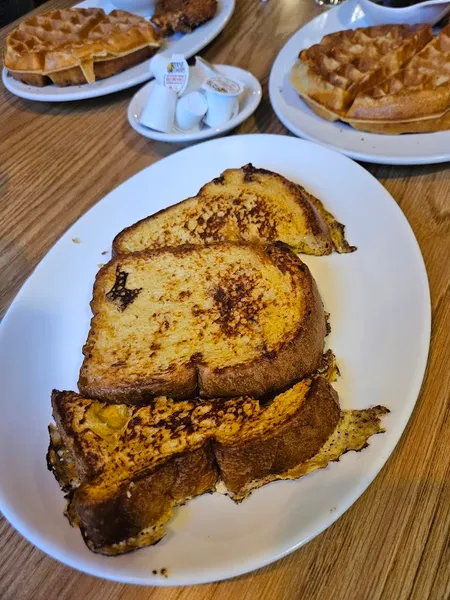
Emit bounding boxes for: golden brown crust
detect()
[198,246,326,398]
[303,189,356,254]
[292,25,432,116]
[346,25,450,123]
[9,46,157,87]
[343,110,450,134]
[151,0,217,35]
[226,404,390,502]
[297,77,450,135]
[74,445,217,552]
[79,362,198,404]
[49,374,340,553]
[78,242,326,403]
[214,377,340,495]
[290,24,450,134]
[8,72,48,86]
[112,164,351,257]
[48,381,389,554]
[53,46,157,87]
[4,8,160,87]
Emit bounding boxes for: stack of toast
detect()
[291,24,450,134]
[48,165,388,555]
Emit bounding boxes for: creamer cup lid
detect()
[202,76,242,97]
[164,54,189,96]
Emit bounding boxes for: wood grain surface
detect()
[0,1,449,599]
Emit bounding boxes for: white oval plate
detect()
[128,64,262,142]
[2,0,234,102]
[0,135,430,585]
[269,0,450,165]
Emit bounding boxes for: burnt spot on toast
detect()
[234,198,278,240]
[266,242,305,277]
[197,211,229,242]
[212,268,264,336]
[106,266,142,311]
[242,163,273,182]
[190,352,204,364]
[325,312,331,335]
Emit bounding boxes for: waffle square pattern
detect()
[4,8,161,87]
[290,24,450,134]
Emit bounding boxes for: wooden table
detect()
[1,1,449,598]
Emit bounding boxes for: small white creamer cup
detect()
[175,91,208,131]
[202,76,243,128]
[149,54,190,96]
[164,55,189,96]
[139,83,177,133]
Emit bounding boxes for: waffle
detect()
[291,25,432,121]
[345,108,450,134]
[345,25,450,131]
[4,8,161,87]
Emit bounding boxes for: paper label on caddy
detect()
[202,76,242,96]
[163,55,189,95]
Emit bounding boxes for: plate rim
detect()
[127,64,262,142]
[0,134,432,585]
[2,0,235,103]
[268,2,450,165]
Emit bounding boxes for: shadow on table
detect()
[366,161,450,180]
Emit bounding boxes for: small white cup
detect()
[175,91,208,131]
[150,54,190,95]
[202,77,242,128]
[139,83,177,133]
[203,95,239,128]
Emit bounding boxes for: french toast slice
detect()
[78,242,327,403]
[112,164,355,256]
[48,373,389,555]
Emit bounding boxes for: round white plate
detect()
[128,64,262,142]
[2,0,234,102]
[269,0,450,165]
[0,135,430,585]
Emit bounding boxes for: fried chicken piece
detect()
[151,0,217,35]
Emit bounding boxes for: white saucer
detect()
[2,0,234,102]
[269,0,450,165]
[127,64,262,142]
